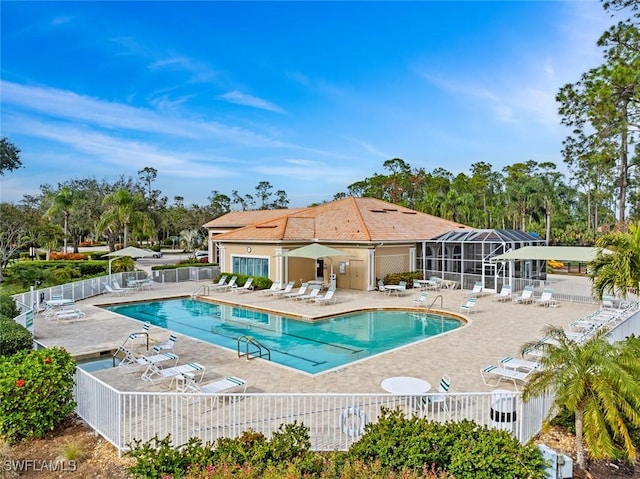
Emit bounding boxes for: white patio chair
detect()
[459,297,477,314]
[481,365,531,391]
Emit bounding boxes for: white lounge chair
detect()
[512,286,534,304]
[177,373,247,395]
[481,365,531,390]
[493,285,512,302]
[232,277,254,294]
[270,281,295,298]
[295,285,321,302]
[459,297,477,314]
[534,288,555,307]
[210,275,228,290]
[104,284,131,296]
[412,291,429,307]
[152,334,177,354]
[422,374,451,417]
[216,276,237,292]
[466,282,483,298]
[52,306,85,320]
[284,282,309,300]
[499,356,540,372]
[115,346,178,369]
[142,361,205,385]
[112,281,135,295]
[259,281,281,295]
[314,287,337,305]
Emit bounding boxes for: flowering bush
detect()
[0,347,76,442]
[50,252,88,261]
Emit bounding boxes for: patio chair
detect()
[176,373,247,396]
[112,281,135,295]
[314,286,337,305]
[284,282,309,300]
[53,307,85,320]
[422,373,452,417]
[104,284,131,296]
[412,291,429,307]
[377,280,389,294]
[512,286,534,304]
[295,285,321,302]
[152,334,177,354]
[459,297,477,314]
[216,276,237,292]
[270,281,295,298]
[142,361,206,385]
[499,356,540,372]
[232,277,254,294]
[115,346,178,369]
[466,281,483,298]
[481,365,531,391]
[124,321,151,348]
[210,275,229,290]
[259,281,281,295]
[534,288,554,307]
[493,285,512,302]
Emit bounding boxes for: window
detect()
[232,256,269,278]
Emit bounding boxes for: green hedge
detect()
[0,318,32,357]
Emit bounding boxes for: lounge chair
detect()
[284,282,309,300]
[142,361,206,385]
[112,281,135,295]
[481,365,531,391]
[152,334,177,354]
[314,286,337,305]
[115,346,178,369]
[512,286,534,304]
[53,307,85,320]
[459,297,477,314]
[232,277,254,294]
[499,356,540,372]
[466,282,483,298]
[422,374,451,417]
[295,285,322,302]
[177,373,247,395]
[210,275,228,290]
[493,285,512,302]
[216,276,237,292]
[412,291,429,307]
[534,288,555,307]
[104,284,131,296]
[124,321,151,347]
[259,281,281,295]
[270,281,295,298]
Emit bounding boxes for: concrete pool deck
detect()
[33,280,596,395]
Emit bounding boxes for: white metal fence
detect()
[73,368,553,454]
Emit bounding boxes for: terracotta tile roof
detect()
[211,197,467,243]
[202,209,305,228]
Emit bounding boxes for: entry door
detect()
[349,260,364,290]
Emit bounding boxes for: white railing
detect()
[73,369,553,454]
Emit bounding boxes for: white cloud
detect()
[218,90,286,113]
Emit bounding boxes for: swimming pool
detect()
[106,299,462,374]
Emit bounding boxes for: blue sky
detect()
[1,1,614,208]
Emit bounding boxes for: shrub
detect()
[0,347,77,442]
[49,252,89,261]
[0,318,32,357]
[382,271,423,286]
[0,295,20,318]
[348,408,547,479]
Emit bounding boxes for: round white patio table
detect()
[381,376,431,395]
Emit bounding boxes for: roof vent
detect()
[369,209,387,213]
[401,211,417,215]
[256,225,278,229]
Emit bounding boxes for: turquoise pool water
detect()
[106,299,462,374]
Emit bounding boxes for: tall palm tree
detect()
[98,188,154,249]
[589,222,640,299]
[45,187,74,253]
[521,326,640,470]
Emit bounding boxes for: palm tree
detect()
[45,187,74,253]
[179,229,203,256]
[98,188,154,249]
[589,222,640,299]
[521,326,640,470]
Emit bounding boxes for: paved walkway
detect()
[34,281,596,395]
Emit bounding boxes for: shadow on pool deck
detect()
[34,281,596,395]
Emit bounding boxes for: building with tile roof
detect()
[204,197,470,291]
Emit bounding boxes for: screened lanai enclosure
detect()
[417,229,547,291]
